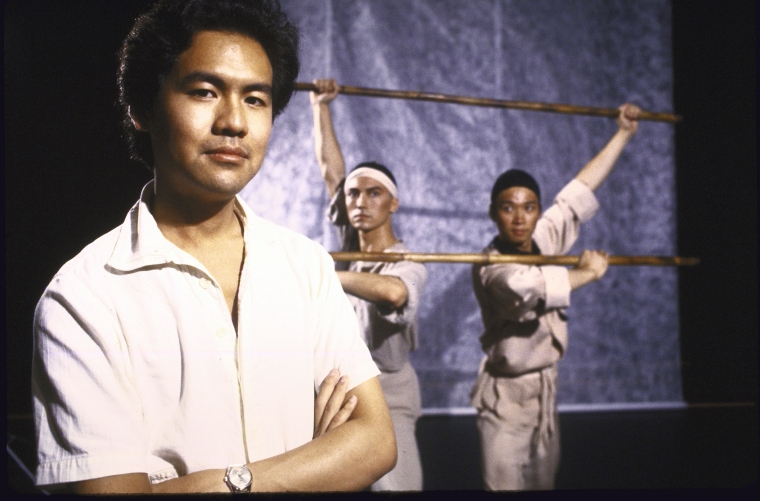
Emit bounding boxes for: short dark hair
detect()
[351,161,397,186]
[117,0,300,168]
[490,169,541,205]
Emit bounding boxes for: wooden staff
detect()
[295,82,681,123]
[330,252,699,266]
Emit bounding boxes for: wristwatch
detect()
[224,464,253,493]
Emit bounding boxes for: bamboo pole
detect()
[295,82,681,123]
[330,252,699,266]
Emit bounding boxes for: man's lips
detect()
[206,146,250,163]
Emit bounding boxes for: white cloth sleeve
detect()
[312,246,380,393]
[33,273,148,486]
[539,265,571,309]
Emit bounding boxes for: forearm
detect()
[574,128,636,191]
[141,379,394,494]
[337,271,408,307]
[567,268,600,291]
[312,102,345,197]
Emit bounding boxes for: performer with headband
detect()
[471,103,641,490]
[310,79,427,492]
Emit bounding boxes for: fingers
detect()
[577,250,609,280]
[620,103,641,120]
[326,395,358,433]
[314,368,339,436]
[617,103,640,133]
[313,369,353,438]
[310,78,340,104]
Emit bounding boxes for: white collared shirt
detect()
[33,183,379,486]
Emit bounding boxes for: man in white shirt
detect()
[32,0,395,493]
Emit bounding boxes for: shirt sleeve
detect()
[311,245,380,393]
[478,263,544,322]
[374,261,428,329]
[534,179,599,255]
[33,273,148,486]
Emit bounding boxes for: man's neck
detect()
[151,183,243,252]
[357,223,398,253]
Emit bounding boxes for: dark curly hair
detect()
[117,0,300,168]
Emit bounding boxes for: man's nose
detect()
[213,97,248,137]
[356,192,367,207]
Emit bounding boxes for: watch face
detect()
[228,465,252,489]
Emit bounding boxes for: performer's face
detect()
[344,176,398,232]
[490,187,541,252]
[135,30,273,202]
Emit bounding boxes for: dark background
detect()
[4,0,756,492]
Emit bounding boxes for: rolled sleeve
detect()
[540,265,571,309]
[555,179,599,224]
[377,262,427,328]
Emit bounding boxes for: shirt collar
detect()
[107,181,268,272]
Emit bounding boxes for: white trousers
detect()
[471,362,560,491]
[372,361,423,491]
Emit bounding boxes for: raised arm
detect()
[336,271,409,308]
[74,377,396,494]
[574,103,641,191]
[311,79,346,197]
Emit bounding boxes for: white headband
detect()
[344,167,398,199]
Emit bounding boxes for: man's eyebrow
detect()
[179,71,273,95]
[500,200,538,205]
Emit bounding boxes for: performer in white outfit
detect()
[311,79,427,491]
[471,103,641,490]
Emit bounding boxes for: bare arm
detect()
[311,79,345,197]
[336,271,409,308]
[574,103,641,191]
[73,377,395,494]
[567,250,609,290]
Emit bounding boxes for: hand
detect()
[576,249,610,281]
[310,78,340,106]
[617,103,640,135]
[313,369,358,439]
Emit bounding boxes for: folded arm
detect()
[73,377,396,494]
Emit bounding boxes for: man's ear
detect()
[129,106,150,132]
[390,197,399,214]
[488,203,496,222]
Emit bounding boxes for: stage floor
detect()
[8,404,758,493]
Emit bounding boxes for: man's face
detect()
[139,30,273,203]
[344,176,398,233]
[490,186,541,252]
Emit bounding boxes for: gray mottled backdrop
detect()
[240,0,681,411]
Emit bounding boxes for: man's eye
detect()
[191,89,215,98]
[246,96,266,106]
